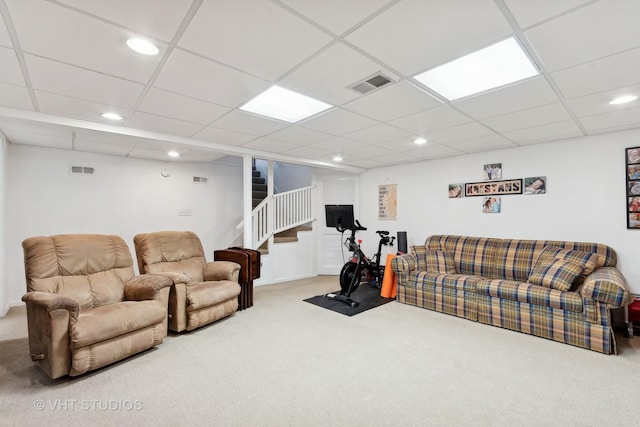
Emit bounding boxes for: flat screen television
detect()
[324,204,354,229]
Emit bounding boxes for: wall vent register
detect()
[70,166,95,175]
[193,176,208,183]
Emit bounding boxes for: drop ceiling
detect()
[0,0,639,173]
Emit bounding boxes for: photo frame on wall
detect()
[482,196,501,213]
[483,163,502,180]
[448,183,464,198]
[523,176,547,195]
[626,146,640,229]
[465,179,522,197]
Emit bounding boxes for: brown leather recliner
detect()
[21,234,173,379]
[133,231,241,333]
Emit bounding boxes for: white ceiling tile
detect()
[370,151,419,165]
[341,158,387,169]
[191,126,256,147]
[178,0,332,80]
[6,0,166,83]
[54,0,193,42]
[375,137,427,152]
[552,48,640,99]
[74,138,133,156]
[211,110,289,137]
[579,106,640,133]
[281,145,332,159]
[0,83,34,110]
[0,16,12,47]
[241,138,299,153]
[154,49,270,107]
[343,81,442,122]
[126,111,203,137]
[414,144,464,160]
[525,0,640,71]
[503,120,583,144]
[344,124,412,144]
[178,150,223,162]
[279,43,397,105]
[567,84,640,117]
[35,90,130,124]
[453,77,559,119]
[299,108,377,135]
[25,54,144,108]
[312,137,368,153]
[342,144,393,160]
[389,106,471,135]
[481,103,572,133]
[504,0,592,29]
[137,88,229,125]
[280,0,393,35]
[445,134,517,153]
[346,0,512,75]
[0,46,25,85]
[268,126,332,145]
[428,123,495,144]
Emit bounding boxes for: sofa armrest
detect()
[22,291,79,314]
[391,253,417,273]
[204,261,240,282]
[579,267,632,307]
[124,274,173,301]
[145,272,191,284]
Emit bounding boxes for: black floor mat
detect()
[303,283,394,316]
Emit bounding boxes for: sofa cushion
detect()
[186,280,241,311]
[71,300,165,349]
[528,258,585,291]
[409,271,482,293]
[423,250,456,273]
[476,279,584,313]
[535,246,600,287]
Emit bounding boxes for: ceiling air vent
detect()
[70,165,95,175]
[348,72,394,95]
[193,176,208,184]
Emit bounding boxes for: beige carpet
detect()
[1,275,639,426]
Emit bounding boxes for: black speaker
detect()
[397,231,407,254]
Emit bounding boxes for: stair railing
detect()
[253,185,315,248]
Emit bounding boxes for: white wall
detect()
[4,144,243,311]
[274,162,312,193]
[0,136,6,315]
[358,128,640,294]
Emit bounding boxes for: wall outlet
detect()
[178,209,191,216]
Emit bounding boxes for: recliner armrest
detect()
[580,267,632,307]
[22,291,79,314]
[145,272,191,284]
[124,274,173,301]
[204,261,240,282]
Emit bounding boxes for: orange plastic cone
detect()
[380,253,397,298]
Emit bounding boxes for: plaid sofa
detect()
[390,235,631,354]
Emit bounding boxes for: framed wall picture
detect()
[626,146,640,229]
[483,163,502,180]
[378,184,397,220]
[523,176,546,195]
[448,183,464,198]
[465,179,522,197]
[482,197,501,213]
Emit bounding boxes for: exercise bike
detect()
[325,219,395,307]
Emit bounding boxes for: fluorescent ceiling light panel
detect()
[240,86,332,123]
[414,37,539,101]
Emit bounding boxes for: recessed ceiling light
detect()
[414,37,539,101]
[609,95,638,105]
[168,150,180,158]
[332,155,343,162]
[240,85,333,123]
[414,137,427,145]
[127,38,159,56]
[101,112,123,121]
